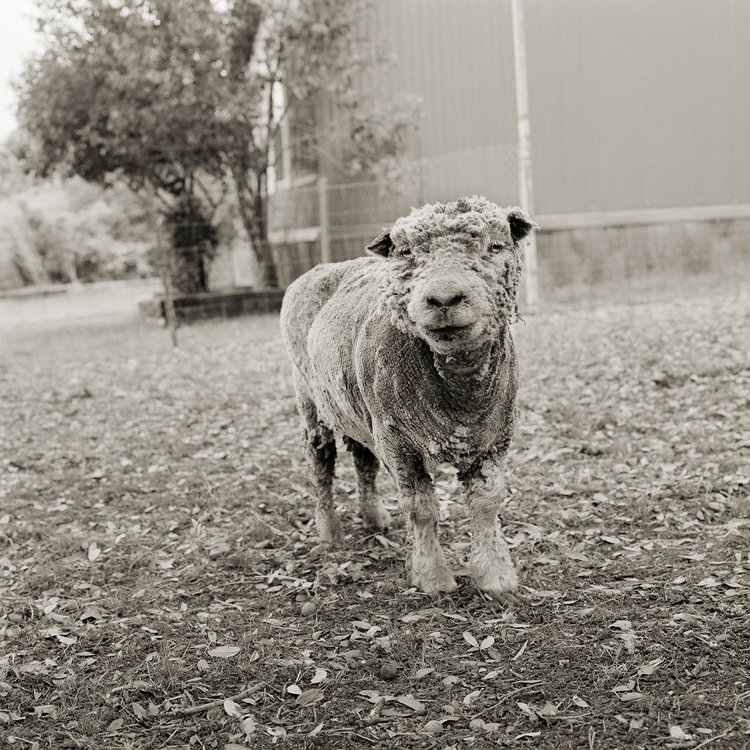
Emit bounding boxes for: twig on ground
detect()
[474,684,544,718]
[691,729,734,749]
[176,682,264,715]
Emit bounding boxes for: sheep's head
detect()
[368,196,537,354]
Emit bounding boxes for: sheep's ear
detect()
[366,229,394,257]
[506,207,539,242]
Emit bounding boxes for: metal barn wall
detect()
[373,0,521,206]
[525,0,750,214]
[371,0,750,215]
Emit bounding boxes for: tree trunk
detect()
[232,167,279,288]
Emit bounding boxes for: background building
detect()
[268,0,750,306]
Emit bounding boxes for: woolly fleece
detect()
[280,195,537,599]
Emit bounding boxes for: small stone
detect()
[380,662,399,681]
[424,720,443,734]
[300,601,318,617]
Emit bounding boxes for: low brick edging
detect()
[139,287,286,323]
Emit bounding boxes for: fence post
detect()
[318,176,330,265]
[511,0,539,313]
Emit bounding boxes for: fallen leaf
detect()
[697,577,719,587]
[511,640,528,660]
[311,668,327,684]
[240,714,257,737]
[395,694,426,714]
[87,542,102,562]
[617,692,644,702]
[463,689,482,706]
[224,699,242,717]
[537,702,558,717]
[79,606,103,622]
[208,646,240,659]
[613,680,636,693]
[670,725,693,741]
[415,667,435,679]
[295,688,325,706]
[637,658,663,677]
[517,702,536,720]
[106,718,124,732]
[442,612,468,622]
[610,620,632,631]
[400,613,423,623]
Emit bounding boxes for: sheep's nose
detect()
[425,289,466,308]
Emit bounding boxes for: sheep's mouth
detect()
[427,324,474,340]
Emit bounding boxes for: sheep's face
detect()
[368,196,537,355]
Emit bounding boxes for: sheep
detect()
[280,195,537,600]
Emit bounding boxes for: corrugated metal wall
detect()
[374,0,520,206]
[526,0,750,213]
[373,0,750,214]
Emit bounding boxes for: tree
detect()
[17,0,231,292]
[17,0,419,289]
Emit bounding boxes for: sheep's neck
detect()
[431,334,503,389]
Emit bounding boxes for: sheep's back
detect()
[281,256,386,443]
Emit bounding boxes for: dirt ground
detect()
[1,288,749,749]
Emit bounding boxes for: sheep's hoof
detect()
[410,565,458,595]
[481,588,521,605]
[316,512,343,546]
[361,504,393,532]
[473,569,519,603]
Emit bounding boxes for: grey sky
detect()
[0,1,39,140]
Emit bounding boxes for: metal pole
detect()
[318,176,330,264]
[511,0,539,313]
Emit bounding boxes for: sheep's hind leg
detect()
[343,437,392,532]
[460,456,518,602]
[303,422,342,544]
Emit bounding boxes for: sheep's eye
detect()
[401,248,412,257]
[490,243,504,254]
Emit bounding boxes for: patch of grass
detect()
[1,295,749,748]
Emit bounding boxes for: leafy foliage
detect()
[19,0,229,193]
[2,177,154,284]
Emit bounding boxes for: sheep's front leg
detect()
[387,454,456,594]
[460,455,518,601]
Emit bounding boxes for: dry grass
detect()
[1,289,749,749]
